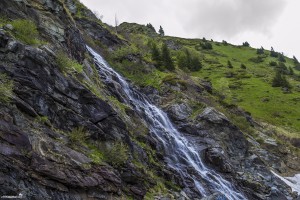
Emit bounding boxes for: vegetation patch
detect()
[10,19,42,45]
[56,51,83,74]
[103,142,129,167]
[0,73,13,104]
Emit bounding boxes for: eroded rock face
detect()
[0,1,148,198]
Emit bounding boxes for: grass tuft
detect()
[56,51,83,74]
[0,73,13,104]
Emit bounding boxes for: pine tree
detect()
[227,60,233,68]
[241,63,246,69]
[146,23,156,32]
[293,56,299,64]
[161,43,174,70]
[257,46,264,55]
[278,53,286,62]
[242,41,250,47]
[270,47,278,57]
[158,26,164,36]
[272,71,290,88]
[151,43,161,66]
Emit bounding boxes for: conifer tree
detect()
[151,43,161,66]
[257,46,264,55]
[293,56,299,64]
[272,71,290,88]
[161,43,174,70]
[242,41,250,47]
[270,47,278,57]
[146,23,156,32]
[159,26,164,36]
[278,53,286,62]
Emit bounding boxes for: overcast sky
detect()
[81,0,300,59]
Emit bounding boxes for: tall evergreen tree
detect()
[158,26,164,36]
[161,43,174,70]
[293,56,299,64]
[257,46,264,55]
[151,43,161,66]
[146,23,156,32]
[270,47,278,57]
[278,53,286,62]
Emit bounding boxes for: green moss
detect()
[56,51,83,74]
[0,73,13,104]
[10,19,42,45]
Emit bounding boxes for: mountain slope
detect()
[0,0,299,199]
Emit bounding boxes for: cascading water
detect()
[87,46,246,200]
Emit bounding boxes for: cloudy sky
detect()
[81,0,300,58]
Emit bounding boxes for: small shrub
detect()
[200,42,213,50]
[278,53,286,62]
[227,60,233,68]
[0,73,13,104]
[249,56,264,63]
[272,71,291,88]
[104,142,129,167]
[270,47,278,58]
[35,116,49,124]
[256,47,264,55]
[56,51,83,73]
[241,63,246,69]
[11,19,41,45]
[269,61,278,66]
[69,127,87,145]
[242,41,250,47]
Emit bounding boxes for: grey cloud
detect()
[180,0,287,39]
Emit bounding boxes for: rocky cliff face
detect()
[0,0,299,200]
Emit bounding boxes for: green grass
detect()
[56,51,83,74]
[0,73,13,104]
[10,19,43,45]
[190,42,300,133]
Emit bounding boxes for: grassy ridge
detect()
[107,23,300,137]
[191,42,300,133]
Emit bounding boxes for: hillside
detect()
[108,22,300,146]
[0,0,299,200]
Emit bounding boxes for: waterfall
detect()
[87,46,246,200]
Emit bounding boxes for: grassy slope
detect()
[105,23,300,139]
[191,42,300,135]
